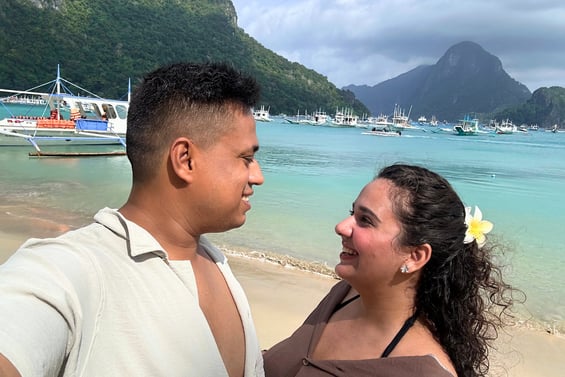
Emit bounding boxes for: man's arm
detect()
[0,354,20,377]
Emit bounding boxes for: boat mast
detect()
[56,64,61,120]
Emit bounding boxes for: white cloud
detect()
[232,0,565,91]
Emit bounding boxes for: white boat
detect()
[453,115,480,136]
[0,66,128,151]
[285,109,305,124]
[253,105,272,122]
[362,127,402,137]
[331,107,358,127]
[1,95,47,106]
[517,124,529,133]
[390,104,416,130]
[495,119,516,134]
[364,113,394,129]
[303,109,328,126]
[417,115,428,125]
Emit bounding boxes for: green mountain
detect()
[345,41,532,122]
[492,86,565,128]
[0,0,368,116]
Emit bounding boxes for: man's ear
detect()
[169,137,194,183]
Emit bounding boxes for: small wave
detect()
[221,246,338,279]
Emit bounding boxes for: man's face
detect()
[189,111,264,234]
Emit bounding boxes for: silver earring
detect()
[400,264,409,274]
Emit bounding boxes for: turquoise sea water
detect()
[1,117,564,333]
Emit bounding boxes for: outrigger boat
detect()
[253,105,272,122]
[0,65,129,152]
[453,115,480,136]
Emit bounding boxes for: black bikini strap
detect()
[381,311,419,358]
[331,295,419,357]
[332,294,360,314]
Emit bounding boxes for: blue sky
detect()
[231,0,565,92]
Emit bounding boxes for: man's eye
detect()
[357,215,373,226]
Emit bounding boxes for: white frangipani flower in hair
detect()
[464,206,493,248]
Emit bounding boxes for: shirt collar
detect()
[94,207,167,259]
[93,208,227,264]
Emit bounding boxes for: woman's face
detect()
[334,179,409,290]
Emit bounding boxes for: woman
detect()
[263,164,517,377]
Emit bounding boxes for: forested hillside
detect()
[0,0,368,116]
[492,86,565,128]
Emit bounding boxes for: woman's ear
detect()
[406,243,432,273]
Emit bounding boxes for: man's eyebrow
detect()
[240,145,259,156]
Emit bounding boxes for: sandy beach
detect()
[2,231,565,376]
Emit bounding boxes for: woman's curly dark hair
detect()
[377,164,518,377]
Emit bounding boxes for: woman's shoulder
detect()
[290,355,455,377]
[377,354,456,377]
[393,323,457,376]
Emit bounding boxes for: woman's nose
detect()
[335,216,353,237]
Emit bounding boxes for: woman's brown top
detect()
[263,280,454,377]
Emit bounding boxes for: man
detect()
[0,62,265,377]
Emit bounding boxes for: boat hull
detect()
[453,126,478,136]
[362,130,401,137]
[0,135,125,147]
[0,127,125,147]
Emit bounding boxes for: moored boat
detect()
[362,127,402,137]
[495,119,516,134]
[0,65,128,151]
[389,104,417,131]
[331,107,358,127]
[417,115,428,125]
[304,109,328,126]
[364,113,394,129]
[253,105,272,122]
[453,115,480,136]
